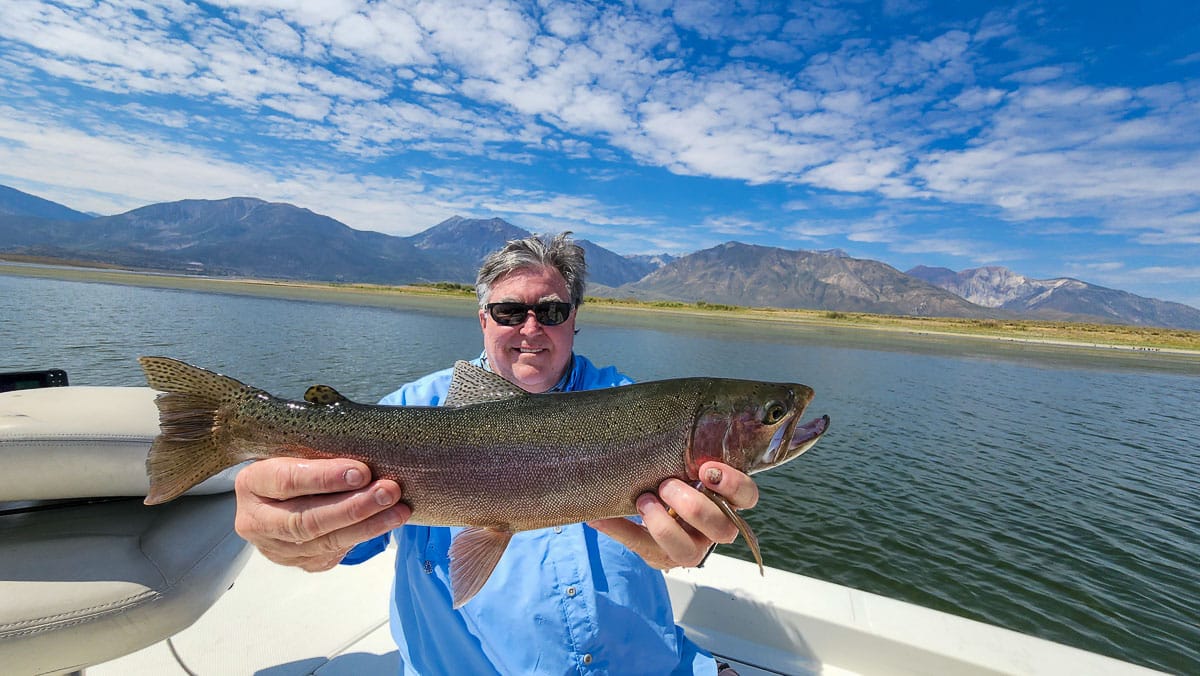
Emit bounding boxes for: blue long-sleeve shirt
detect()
[342,353,717,675]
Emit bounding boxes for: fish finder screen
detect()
[0,369,69,393]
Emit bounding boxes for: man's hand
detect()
[233,457,410,572]
[587,461,759,570]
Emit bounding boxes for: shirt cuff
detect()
[340,532,390,565]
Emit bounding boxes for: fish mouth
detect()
[788,414,829,455]
[753,413,830,474]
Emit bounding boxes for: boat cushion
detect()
[0,494,250,674]
[0,386,239,501]
[0,386,250,673]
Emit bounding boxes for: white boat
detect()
[0,382,1166,675]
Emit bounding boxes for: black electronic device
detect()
[0,369,69,393]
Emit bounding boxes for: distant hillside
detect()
[626,253,678,267]
[908,266,1200,330]
[402,216,656,287]
[3,183,1197,329]
[612,242,997,318]
[2,197,439,283]
[0,184,92,221]
[0,187,657,288]
[577,239,659,287]
[408,216,528,263]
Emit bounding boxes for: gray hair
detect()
[476,232,587,308]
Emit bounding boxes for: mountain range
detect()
[2,185,1198,330]
[905,265,1200,332]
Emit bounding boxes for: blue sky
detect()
[1,1,1199,308]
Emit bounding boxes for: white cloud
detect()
[540,3,594,40]
[951,87,1006,110]
[256,18,304,55]
[1003,65,1067,84]
[702,215,769,238]
[728,39,804,63]
[0,0,1198,306]
[0,105,471,233]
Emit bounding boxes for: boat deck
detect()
[90,548,1161,675]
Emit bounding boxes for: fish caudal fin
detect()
[702,486,764,575]
[448,526,514,608]
[139,356,254,505]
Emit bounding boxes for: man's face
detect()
[479,266,576,393]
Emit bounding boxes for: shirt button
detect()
[553,526,563,534]
[582,653,593,665]
[566,586,577,597]
[422,561,433,574]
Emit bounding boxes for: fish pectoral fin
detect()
[448,526,515,608]
[304,384,349,405]
[700,486,764,576]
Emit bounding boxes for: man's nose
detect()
[519,310,544,332]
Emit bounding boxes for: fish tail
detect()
[139,356,253,505]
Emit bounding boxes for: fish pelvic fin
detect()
[138,356,255,506]
[701,486,764,575]
[448,526,515,608]
[444,361,528,407]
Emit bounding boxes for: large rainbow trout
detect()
[139,356,829,607]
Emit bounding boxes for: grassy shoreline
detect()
[4,258,1200,356]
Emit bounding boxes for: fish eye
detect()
[763,401,787,425]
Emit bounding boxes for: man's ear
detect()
[478,308,488,331]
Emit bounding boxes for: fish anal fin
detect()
[304,384,349,405]
[701,486,764,575]
[444,360,528,407]
[448,526,514,608]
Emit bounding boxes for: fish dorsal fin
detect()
[448,526,514,608]
[444,360,528,407]
[304,384,349,405]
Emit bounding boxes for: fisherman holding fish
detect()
[225,233,767,674]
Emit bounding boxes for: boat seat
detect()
[0,386,249,675]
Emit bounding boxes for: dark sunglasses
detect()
[485,301,573,327]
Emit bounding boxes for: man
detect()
[233,233,759,674]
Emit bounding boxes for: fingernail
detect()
[659,480,685,502]
[374,487,394,506]
[636,493,657,514]
[345,468,366,487]
[385,505,408,527]
[704,467,723,485]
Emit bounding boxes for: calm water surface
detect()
[3,273,1198,674]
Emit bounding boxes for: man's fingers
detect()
[699,461,759,510]
[236,457,371,502]
[259,501,411,566]
[638,492,714,566]
[587,517,649,553]
[237,478,404,544]
[658,479,739,545]
[591,469,759,571]
[231,456,412,573]
[300,497,412,554]
[587,516,674,570]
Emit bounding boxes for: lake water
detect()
[3,272,1198,674]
